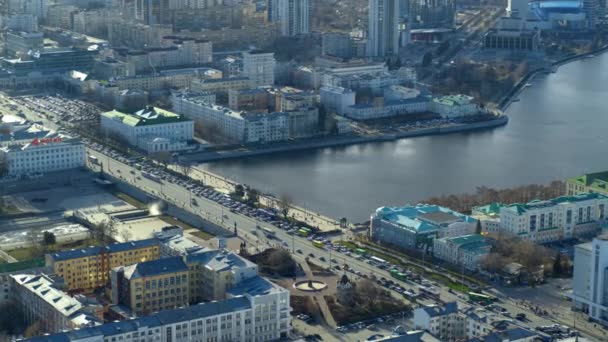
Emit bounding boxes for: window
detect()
[529,215,537,231]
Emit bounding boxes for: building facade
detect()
[45,238,161,292]
[367,0,400,57]
[276,0,310,36]
[433,234,492,271]
[320,86,356,115]
[413,302,466,340]
[242,50,276,87]
[431,94,479,118]
[566,171,608,196]
[101,107,194,153]
[572,235,608,326]
[499,193,608,243]
[0,135,85,177]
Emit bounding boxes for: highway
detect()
[87,148,568,335]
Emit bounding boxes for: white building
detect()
[431,95,479,118]
[100,107,194,153]
[242,50,276,87]
[413,302,466,341]
[0,134,85,177]
[367,0,400,57]
[276,0,310,36]
[23,276,291,341]
[572,235,608,326]
[320,86,355,115]
[345,96,430,120]
[433,234,492,271]
[499,193,608,243]
[171,93,289,144]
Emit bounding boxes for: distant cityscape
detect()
[0,0,606,341]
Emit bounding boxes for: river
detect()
[201,53,608,222]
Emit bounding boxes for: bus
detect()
[355,248,367,255]
[468,292,496,304]
[402,290,419,300]
[390,269,407,281]
[257,209,277,220]
[419,286,441,299]
[88,155,99,165]
[142,171,162,183]
[297,228,312,237]
[312,240,325,248]
[262,227,275,238]
[370,256,387,265]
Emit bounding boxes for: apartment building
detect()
[433,234,492,271]
[243,50,276,87]
[566,170,608,196]
[101,107,194,153]
[191,77,251,98]
[10,274,99,333]
[499,193,608,243]
[111,257,190,316]
[413,302,466,340]
[45,238,160,292]
[108,20,173,49]
[24,276,291,341]
[572,235,608,326]
[320,86,356,115]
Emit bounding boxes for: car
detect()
[319,257,326,262]
[515,313,526,321]
[308,253,315,258]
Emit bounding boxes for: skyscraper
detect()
[276,0,310,36]
[367,0,400,57]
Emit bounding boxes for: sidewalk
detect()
[299,260,338,328]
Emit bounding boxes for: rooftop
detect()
[49,238,159,262]
[568,170,608,194]
[11,274,83,317]
[502,192,608,215]
[227,275,284,297]
[433,94,475,107]
[102,107,190,127]
[419,302,459,318]
[374,205,476,233]
[186,250,257,273]
[438,234,492,255]
[121,256,188,279]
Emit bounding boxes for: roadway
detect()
[87,148,569,336]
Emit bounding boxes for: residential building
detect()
[159,233,208,257]
[367,0,400,57]
[566,171,608,196]
[101,107,194,153]
[433,234,492,271]
[112,71,198,92]
[11,274,99,333]
[9,0,49,19]
[471,203,503,234]
[242,50,276,87]
[4,31,43,57]
[191,76,251,98]
[499,193,608,243]
[367,331,441,341]
[370,204,477,250]
[45,238,161,291]
[468,327,541,342]
[186,250,258,302]
[0,134,85,177]
[322,68,414,95]
[408,0,455,29]
[431,95,479,118]
[24,279,291,341]
[413,302,466,340]
[7,13,37,32]
[111,257,190,316]
[45,5,78,29]
[108,20,173,49]
[93,57,136,79]
[171,93,289,144]
[322,32,354,59]
[320,86,356,115]
[572,235,608,326]
[276,0,310,36]
[228,88,270,112]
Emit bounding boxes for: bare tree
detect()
[277,194,293,219]
[481,252,510,273]
[119,229,132,243]
[178,162,193,177]
[92,220,117,245]
[26,230,43,258]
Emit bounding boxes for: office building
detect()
[276,0,310,36]
[572,235,608,326]
[433,234,492,271]
[11,274,99,333]
[320,86,356,115]
[370,204,477,250]
[499,193,608,243]
[0,134,85,177]
[0,115,52,147]
[111,257,190,316]
[566,170,608,196]
[24,275,291,342]
[4,30,43,58]
[431,94,479,118]
[408,0,455,29]
[345,96,431,120]
[45,238,161,292]
[367,0,400,57]
[1,46,98,75]
[242,50,276,87]
[101,107,194,153]
[413,302,466,340]
[322,32,354,59]
[7,13,37,32]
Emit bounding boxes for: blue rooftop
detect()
[375,204,476,233]
[49,238,159,262]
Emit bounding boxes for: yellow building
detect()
[566,171,608,196]
[111,257,189,316]
[45,238,160,292]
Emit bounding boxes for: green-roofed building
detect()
[567,171,608,197]
[433,234,492,271]
[101,106,194,153]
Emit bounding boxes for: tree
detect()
[92,220,117,245]
[178,162,193,177]
[119,229,132,243]
[277,194,293,219]
[42,231,56,246]
[151,151,172,169]
[339,217,348,228]
[26,230,43,258]
[234,184,245,198]
[246,188,260,205]
[481,252,510,274]
[422,52,433,67]
[24,321,43,338]
[553,253,562,276]
[475,220,482,235]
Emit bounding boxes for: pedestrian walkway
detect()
[299,260,338,328]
